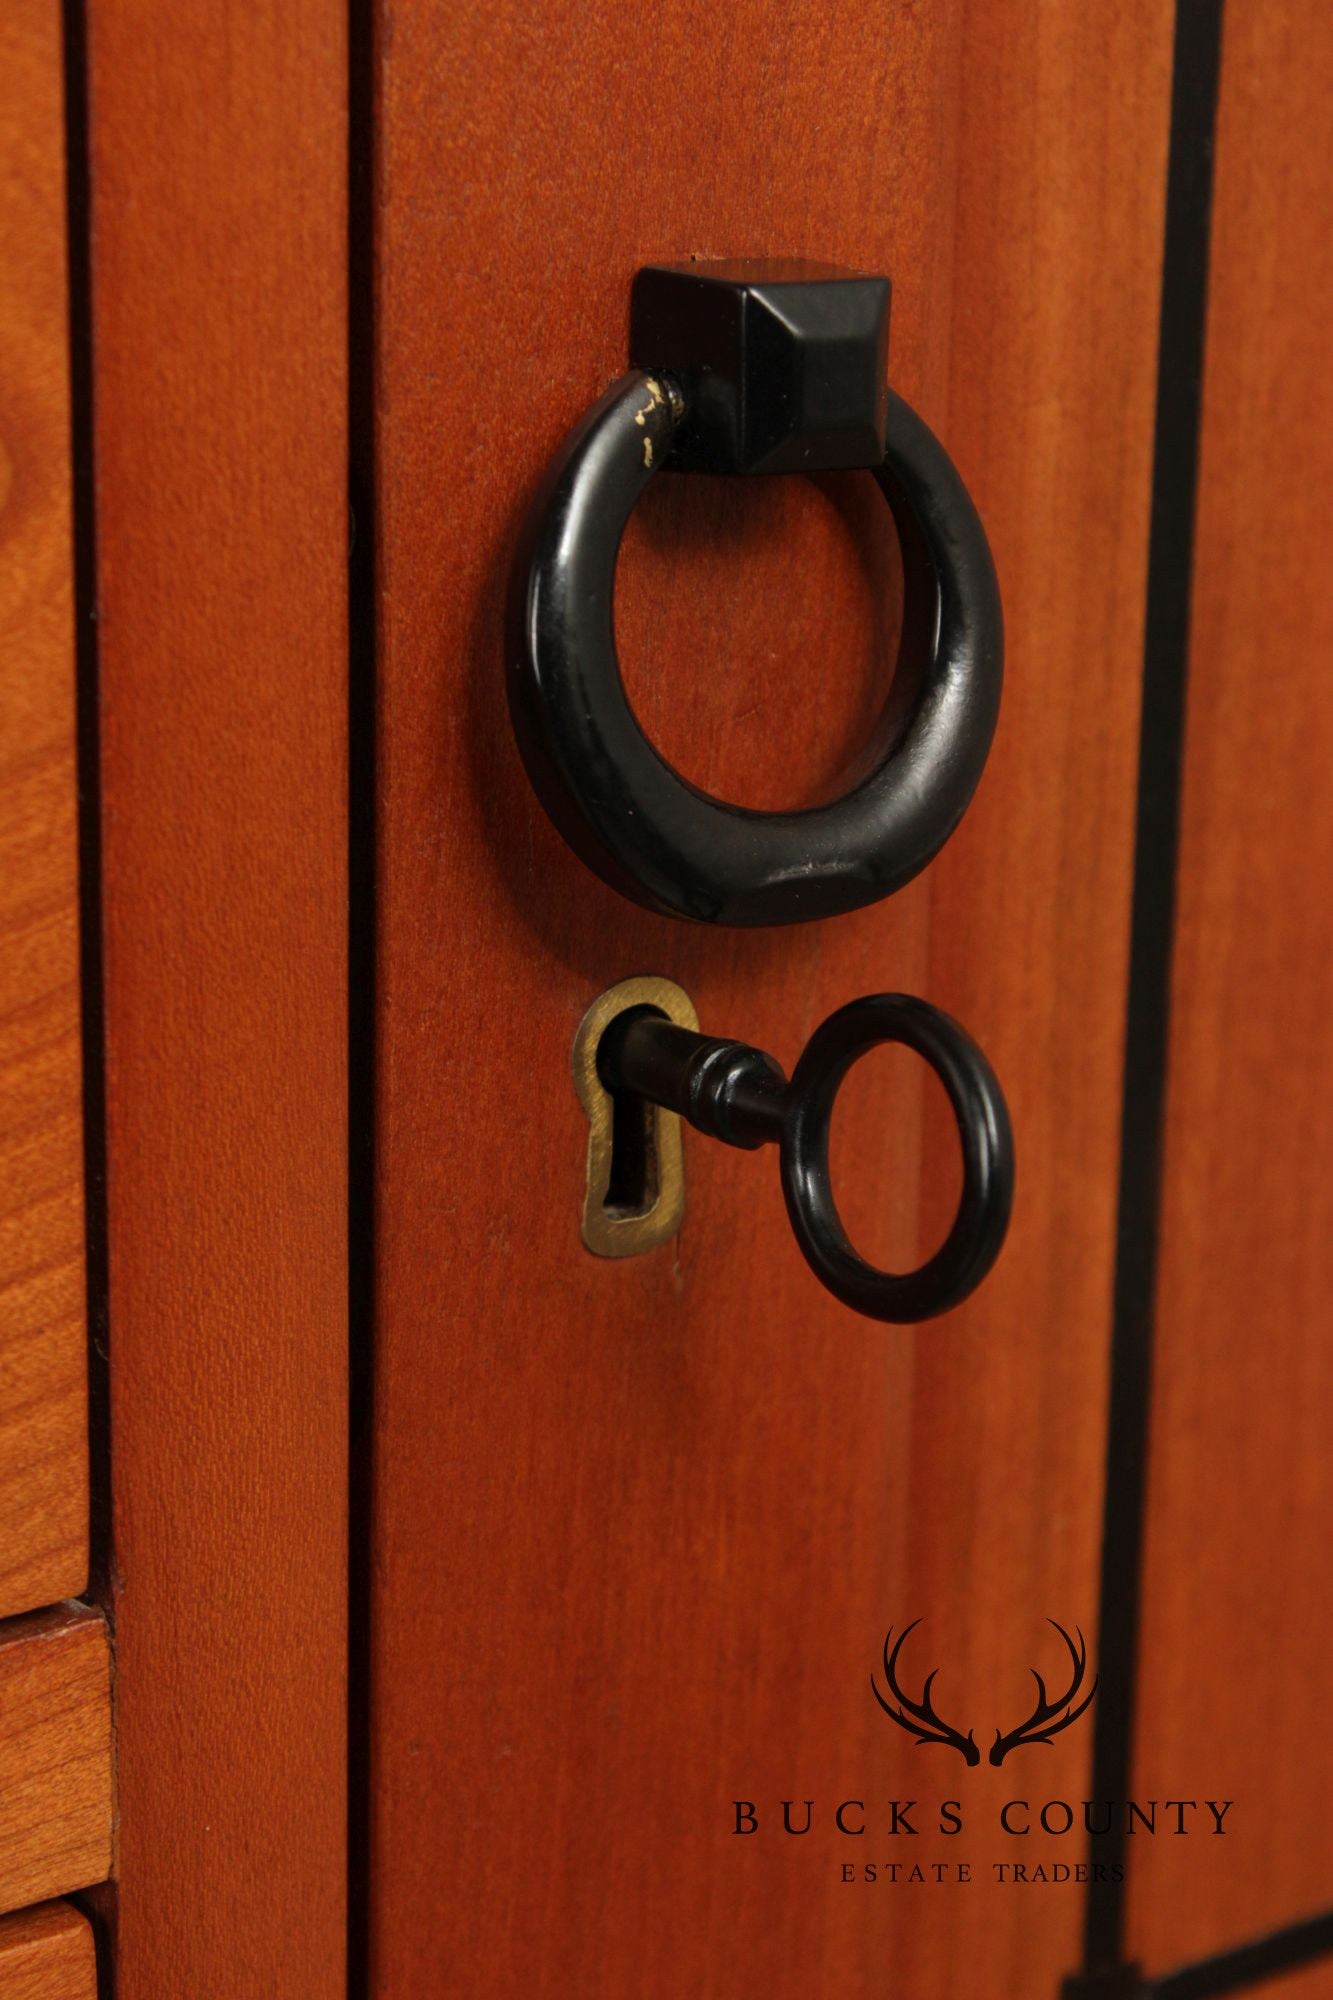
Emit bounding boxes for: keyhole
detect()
[599,1004,665,1217]
[573,977,696,1261]
[603,1085,661,1218]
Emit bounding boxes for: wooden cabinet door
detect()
[1123,0,1333,1980]
[24,0,1327,1991]
[363,5,1172,1995]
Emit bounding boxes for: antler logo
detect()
[871,1619,1098,1767]
[871,1621,980,1765]
[988,1619,1097,1765]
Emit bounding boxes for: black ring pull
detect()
[508,262,1003,928]
[597,992,1014,1323]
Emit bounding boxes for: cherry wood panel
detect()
[891,4,1175,1988]
[1128,0,1333,1971]
[368,3,1171,1995]
[0,1900,97,1999]
[0,1609,111,1916]
[0,0,89,1622]
[83,3,349,1993]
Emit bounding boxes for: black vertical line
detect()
[1152,1909,1333,1999]
[62,0,119,1987]
[1081,0,1225,1978]
[62,0,108,1601]
[347,0,378,1991]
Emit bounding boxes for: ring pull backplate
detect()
[507,260,1003,928]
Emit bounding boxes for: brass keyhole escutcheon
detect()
[572,975,698,1259]
[576,980,1013,1321]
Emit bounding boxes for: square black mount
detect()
[629,261,890,476]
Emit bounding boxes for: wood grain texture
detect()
[0,0,89,1621]
[368,3,1171,1995]
[83,3,349,1993]
[0,1609,111,1916]
[0,1900,97,1999]
[1128,0,1333,1971]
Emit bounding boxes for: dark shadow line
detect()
[62,0,119,1986]
[1081,0,1226,1978]
[1152,1909,1333,2000]
[1063,1911,1333,2000]
[63,0,107,1607]
[347,0,378,1993]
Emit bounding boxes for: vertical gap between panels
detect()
[1078,0,1226,1984]
[62,0,118,1986]
[347,0,378,1991]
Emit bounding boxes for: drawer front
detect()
[0,1610,111,1918]
[0,1902,97,2000]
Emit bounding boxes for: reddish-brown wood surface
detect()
[0,1608,111,1916]
[0,1900,97,1999]
[85,3,349,1992]
[0,0,89,1623]
[1128,0,1333,1971]
[369,4,1172,1994]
